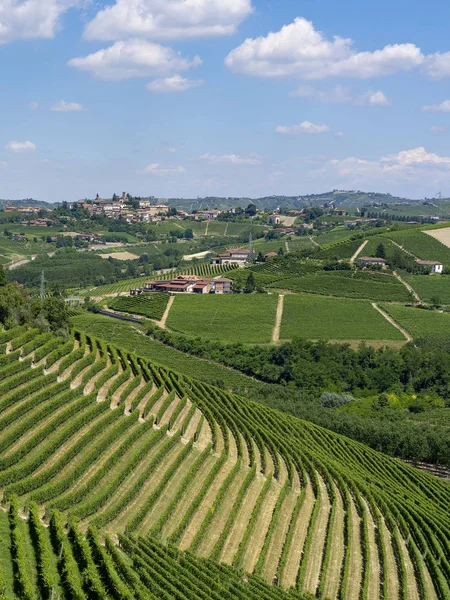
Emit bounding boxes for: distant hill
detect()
[0,198,55,210]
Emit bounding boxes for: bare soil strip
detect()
[96,367,124,402]
[272,295,285,344]
[219,473,267,565]
[182,408,201,442]
[361,498,380,600]
[178,458,234,551]
[372,303,412,342]
[124,379,146,415]
[350,240,368,264]
[242,480,281,574]
[302,475,332,595]
[281,477,315,589]
[158,394,182,427]
[393,270,421,303]
[346,496,363,600]
[139,449,200,532]
[110,376,135,409]
[170,399,193,432]
[380,515,400,600]
[196,468,249,558]
[322,486,345,600]
[84,359,111,395]
[137,382,157,416]
[160,454,218,541]
[196,417,213,451]
[398,534,420,600]
[261,488,299,584]
[421,553,439,600]
[158,295,175,330]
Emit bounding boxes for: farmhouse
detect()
[358,256,387,267]
[210,248,250,267]
[415,260,443,274]
[264,252,278,260]
[131,275,233,295]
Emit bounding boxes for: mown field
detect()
[268,271,412,302]
[280,294,406,341]
[0,326,446,600]
[381,303,450,341]
[71,313,257,388]
[167,294,279,344]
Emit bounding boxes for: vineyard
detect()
[382,229,450,265]
[83,263,236,296]
[0,325,448,599]
[107,294,171,321]
[381,303,450,342]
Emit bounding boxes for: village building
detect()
[210,248,250,267]
[358,256,387,267]
[267,214,281,225]
[415,260,443,274]
[195,209,222,220]
[131,275,233,295]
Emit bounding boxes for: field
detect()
[71,313,258,388]
[268,271,412,302]
[314,239,364,261]
[107,293,170,320]
[100,251,140,260]
[402,273,450,305]
[280,294,406,341]
[381,303,450,341]
[0,326,447,599]
[425,226,450,249]
[383,229,450,264]
[167,294,279,343]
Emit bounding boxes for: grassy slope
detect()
[281,294,405,341]
[166,294,279,344]
[71,313,260,388]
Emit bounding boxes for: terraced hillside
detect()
[0,326,449,599]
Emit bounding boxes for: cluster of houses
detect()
[358,256,444,273]
[131,275,233,296]
[210,248,250,267]
[74,193,173,224]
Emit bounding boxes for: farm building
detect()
[265,252,278,260]
[211,248,250,267]
[358,256,387,267]
[415,260,443,273]
[131,275,233,295]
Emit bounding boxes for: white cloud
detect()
[146,75,203,93]
[290,84,390,106]
[423,52,450,79]
[225,17,424,79]
[0,161,6,168]
[5,140,36,153]
[200,153,261,165]
[29,101,39,110]
[430,125,446,133]
[68,39,201,81]
[0,0,78,44]
[276,121,329,135]
[335,131,344,137]
[422,100,450,112]
[142,163,186,175]
[50,100,84,112]
[84,0,253,41]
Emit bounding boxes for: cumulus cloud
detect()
[147,75,203,93]
[422,100,450,112]
[84,0,253,41]
[290,84,390,105]
[50,100,84,112]
[423,52,450,79]
[276,121,329,135]
[225,17,424,80]
[200,153,261,165]
[68,39,201,81]
[142,163,186,175]
[5,140,36,153]
[0,0,79,44]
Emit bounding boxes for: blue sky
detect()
[1,0,450,202]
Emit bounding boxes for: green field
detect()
[402,273,450,304]
[269,271,413,302]
[167,294,279,343]
[383,228,450,264]
[381,303,450,341]
[314,238,364,260]
[72,313,258,388]
[281,294,405,341]
[107,293,170,320]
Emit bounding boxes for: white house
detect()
[415,260,444,274]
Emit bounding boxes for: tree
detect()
[245,203,257,217]
[244,272,255,293]
[184,228,194,239]
[376,242,386,259]
[0,267,6,287]
[278,247,284,256]
[257,251,264,263]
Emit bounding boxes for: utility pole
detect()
[248,232,254,263]
[40,270,46,300]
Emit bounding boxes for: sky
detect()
[2,0,450,202]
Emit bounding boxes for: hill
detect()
[0,199,55,210]
[0,325,448,599]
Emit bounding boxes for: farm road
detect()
[390,239,418,259]
[159,295,175,329]
[371,303,412,342]
[272,295,285,344]
[392,271,421,303]
[350,240,368,264]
